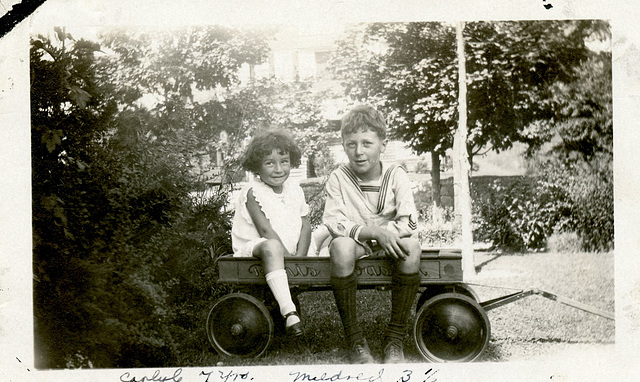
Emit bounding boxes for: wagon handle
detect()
[479,288,614,320]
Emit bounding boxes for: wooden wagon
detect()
[206,248,613,362]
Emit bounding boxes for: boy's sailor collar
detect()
[339,162,399,214]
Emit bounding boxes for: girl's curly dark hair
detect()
[241,129,302,174]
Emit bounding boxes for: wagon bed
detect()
[216,248,463,286]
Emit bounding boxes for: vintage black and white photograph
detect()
[1,0,639,381]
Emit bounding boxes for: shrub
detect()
[160,191,233,365]
[419,227,459,247]
[300,178,327,229]
[472,177,571,251]
[537,153,613,252]
[417,204,459,247]
[546,230,583,253]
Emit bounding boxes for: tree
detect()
[465,20,607,154]
[530,52,612,159]
[236,77,339,173]
[98,26,336,180]
[98,26,273,170]
[329,20,606,206]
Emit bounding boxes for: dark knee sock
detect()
[331,273,362,345]
[386,272,420,344]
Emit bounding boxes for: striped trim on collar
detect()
[339,165,364,197]
[339,163,400,214]
[376,165,397,213]
[360,185,381,192]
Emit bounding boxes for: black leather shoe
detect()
[383,341,405,364]
[349,339,375,364]
[284,311,303,337]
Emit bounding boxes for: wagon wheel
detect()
[206,293,274,358]
[413,293,490,362]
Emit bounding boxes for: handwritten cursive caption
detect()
[289,368,384,382]
[200,369,254,382]
[119,367,441,382]
[120,368,183,382]
[395,368,440,382]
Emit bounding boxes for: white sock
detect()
[265,269,299,326]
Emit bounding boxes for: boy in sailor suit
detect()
[322,105,421,364]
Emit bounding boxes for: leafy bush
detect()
[472,177,571,251]
[300,179,327,230]
[154,191,233,366]
[538,153,613,252]
[525,52,613,252]
[471,160,612,253]
[546,230,583,253]
[417,204,459,247]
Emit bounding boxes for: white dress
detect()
[231,178,315,257]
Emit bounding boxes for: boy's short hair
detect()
[241,129,302,173]
[341,105,387,140]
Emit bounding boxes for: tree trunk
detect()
[307,153,317,178]
[430,151,441,207]
[453,22,476,279]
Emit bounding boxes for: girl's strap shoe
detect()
[284,311,303,337]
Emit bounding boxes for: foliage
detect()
[472,177,572,251]
[31,29,119,367]
[536,154,613,252]
[546,231,583,254]
[417,205,459,248]
[465,21,606,153]
[229,77,339,173]
[331,21,605,156]
[98,26,274,181]
[529,52,613,252]
[31,27,265,368]
[472,45,612,253]
[411,185,458,247]
[329,20,609,205]
[300,180,327,230]
[99,26,271,104]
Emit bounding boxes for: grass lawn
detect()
[194,251,614,366]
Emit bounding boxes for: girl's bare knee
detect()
[257,239,286,259]
[255,239,286,273]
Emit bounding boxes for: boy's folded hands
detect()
[360,226,410,261]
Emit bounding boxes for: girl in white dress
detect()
[231,129,312,337]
